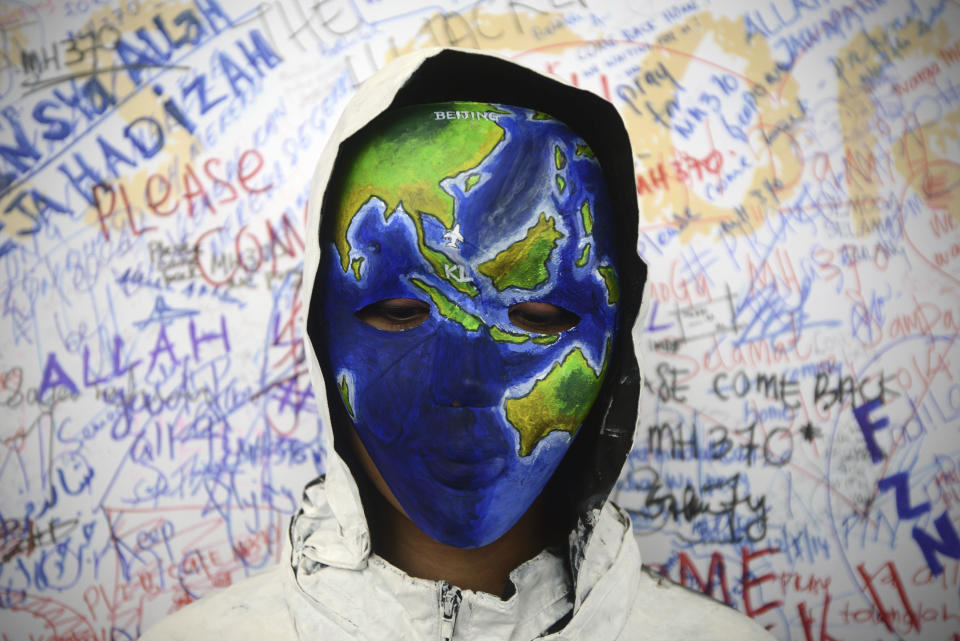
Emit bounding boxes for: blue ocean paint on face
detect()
[320,103,619,548]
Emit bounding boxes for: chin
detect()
[396,471,543,550]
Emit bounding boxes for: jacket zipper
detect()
[438,581,462,641]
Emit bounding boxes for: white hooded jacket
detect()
[140,48,775,641]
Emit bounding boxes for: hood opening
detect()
[305,48,647,555]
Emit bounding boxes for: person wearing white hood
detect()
[141,48,775,641]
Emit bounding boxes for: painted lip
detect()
[423,454,507,491]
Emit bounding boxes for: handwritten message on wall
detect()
[1,1,958,639]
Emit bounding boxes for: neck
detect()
[368,491,548,596]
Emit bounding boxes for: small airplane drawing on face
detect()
[443,224,464,249]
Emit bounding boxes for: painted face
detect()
[319,102,619,548]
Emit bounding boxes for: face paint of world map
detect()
[319,102,619,548]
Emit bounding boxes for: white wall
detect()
[1,0,958,639]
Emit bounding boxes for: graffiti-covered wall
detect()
[1,1,959,639]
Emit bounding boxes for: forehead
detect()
[329,102,613,263]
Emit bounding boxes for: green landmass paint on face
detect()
[532,111,553,120]
[580,199,593,235]
[334,102,504,295]
[410,277,482,331]
[532,334,560,345]
[490,326,530,343]
[339,375,355,418]
[478,212,564,291]
[575,143,595,158]
[555,145,566,170]
[350,257,364,281]
[556,175,566,192]
[598,265,619,305]
[576,244,591,267]
[465,174,481,192]
[505,344,609,456]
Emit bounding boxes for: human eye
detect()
[508,302,579,334]
[356,298,431,330]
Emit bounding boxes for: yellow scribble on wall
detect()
[834,17,960,232]
[390,7,596,61]
[0,15,55,237]
[0,3,200,241]
[1,13,33,71]
[624,12,805,242]
[77,3,198,240]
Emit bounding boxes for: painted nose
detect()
[430,323,505,407]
